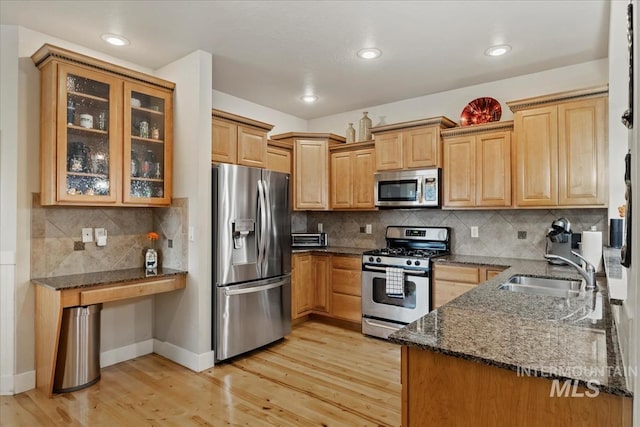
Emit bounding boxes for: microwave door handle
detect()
[417,180,423,204]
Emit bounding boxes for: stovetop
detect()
[363,247,445,259]
[362,226,451,270]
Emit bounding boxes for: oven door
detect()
[361,267,430,324]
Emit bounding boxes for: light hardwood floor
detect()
[1,321,401,426]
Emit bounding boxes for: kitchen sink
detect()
[498,275,582,298]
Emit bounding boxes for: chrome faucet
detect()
[544,251,596,290]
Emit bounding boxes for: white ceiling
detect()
[1,1,610,119]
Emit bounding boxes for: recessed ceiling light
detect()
[101,33,130,46]
[357,48,382,60]
[301,95,318,103]
[485,44,511,57]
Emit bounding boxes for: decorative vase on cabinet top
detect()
[346,123,356,143]
[358,112,372,142]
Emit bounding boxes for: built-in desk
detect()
[32,268,187,396]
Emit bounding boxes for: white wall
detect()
[308,59,608,135]
[154,50,214,370]
[0,25,19,395]
[212,90,307,135]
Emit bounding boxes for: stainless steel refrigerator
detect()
[212,163,291,362]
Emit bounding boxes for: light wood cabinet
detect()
[266,140,292,174]
[271,132,346,211]
[312,254,331,313]
[211,109,274,168]
[330,142,376,210]
[330,255,362,323]
[292,253,363,325]
[371,116,456,171]
[32,44,175,206]
[432,263,507,308]
[292,253,331,317]
[401,346,632,427]
[292,253,313,318]
[508,86,608,208]
[442,122,513,208]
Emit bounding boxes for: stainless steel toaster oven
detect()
[291,232,328,248]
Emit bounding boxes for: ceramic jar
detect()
[358,112,372,142]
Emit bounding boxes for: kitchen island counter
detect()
[391,255,632,397]
[391,255,632,426]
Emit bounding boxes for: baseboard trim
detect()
[100,339,154,368]
[1,370,36,395]
[153,339,214,372]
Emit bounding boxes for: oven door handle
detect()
[363,265,429,276]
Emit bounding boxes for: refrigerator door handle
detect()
[257,179,267,271]
[223,279,285,296]
[262,179,273,272]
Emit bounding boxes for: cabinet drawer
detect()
[433,280,477,308]
[435,264,480,284]
[331,293,361,323]
[331,255,361,270]
[332,269,362,296]
[80,276,185,305]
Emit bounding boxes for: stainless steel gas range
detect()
[361,226,451,339]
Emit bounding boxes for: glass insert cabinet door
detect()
[57,64,121,203]
[123,82,173,205]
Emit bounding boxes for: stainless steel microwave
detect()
[374,168,441,208]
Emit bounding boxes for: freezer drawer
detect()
[215,275,291,362]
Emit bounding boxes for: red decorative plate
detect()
[460,97,502,126]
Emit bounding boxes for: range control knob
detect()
[406,260,412,266]
[368,257,374,262]
[376,257,382,263]
[414,260,421,266]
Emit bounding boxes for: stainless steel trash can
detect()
[53,304,102,393]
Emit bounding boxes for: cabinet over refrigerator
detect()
[212,163,291,362]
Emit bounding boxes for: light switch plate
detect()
[82,228,93,243]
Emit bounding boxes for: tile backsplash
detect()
[31,194,188,277]
[305,208,608,260]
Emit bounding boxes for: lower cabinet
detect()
[433,263,507,308]
[330,255,362,322]
[292,253,362,324]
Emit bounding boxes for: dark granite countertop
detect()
[32,267,188,291]
[390,255,632,397]
[291,246,370,256]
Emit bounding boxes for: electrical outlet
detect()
[365,224,372,234]
[82,228,93,243]
[317,223,324,232]
[168,239,173,248]
[471,226,479,238]
[74,241,85,251]
[518,231,527,239]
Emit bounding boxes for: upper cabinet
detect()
[270,132,346,211]
[211,109,274,168]
[330,142,376,210]
[507,86,608,208]
[441,122,513,208]
[371,116,456,171]
[266,140,293,174]
[32,44,175,206]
